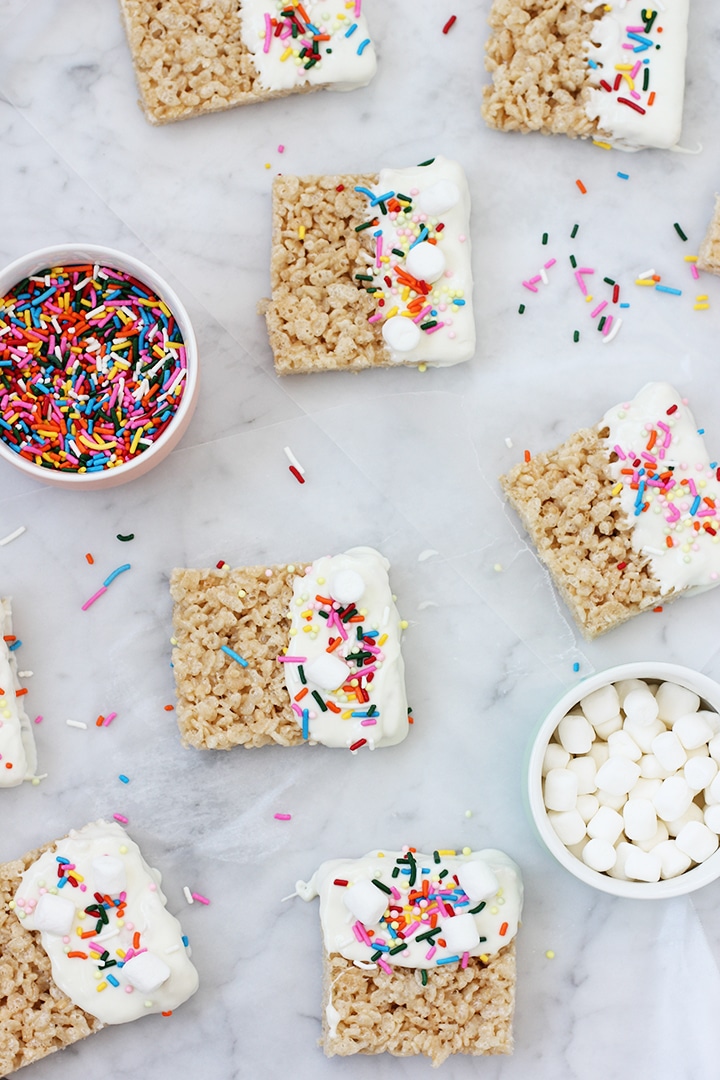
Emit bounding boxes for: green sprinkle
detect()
[371,878,392,895]
[396,193,412,203]
[311,690,327,712]
[542,232,548,245]
[421,969,428,986]
[420,320,437,330]
[598,316,606,331]
[673,222,688,241]
[355,273,373,281]
[643,67,649,91]
[439,869,449,878]
[569,254,577,268]
[354,221,374,232]
[418,158,435,166]
[603,277,615,286]
[391,866,400,878]
[468,901,487,914]
[573,330,580,343]
[416,928,441,943]
[391,248,405,257]
[116,533,134,542]
[518,303,525,314]
[389,942,408,955]
[570,223,579,238]
[298,664,306,685]
[433,851,441,864]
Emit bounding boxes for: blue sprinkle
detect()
[655,285,682,296]
[573,662,580,672]
[118,774,130,784]
[617,172,629,180]
[103,563,131,587]
[221,645,248,668]
[182,935,189,947]
[7,640,22,651]
[452,298,466,305]
[302,708,309,740]
[436,955,461,966]
[409,226,428,250]
[691,495,701,515]
[587,57,597,68]
[370,190,394,207]
[106,974,120,987]
[620,302,630,308]
[344,21,357,36]
[698,429,705,435]
[354,185,374,199]
[356,37,370,55]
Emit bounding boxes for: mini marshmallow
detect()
[581,838,617,872]
[576,794,600,823]
[440,912,480,952]
[655,682,700,723]
[595,755,641,797]
[606,841,634,880]
[91,854,127,896]
[556,714,594,755]
[122,951,171,994]
[548,809,587,846]
[623,688,659,726]
[708,733,720,763]
[593,714,623,740]
[567,756,598,795]
[655,839,693,879]
[683,755,718,793]
[639,754,672,780]
[622,798,658,843]
[544,769,578,812]
[456,861,499,902]
[651,731,687,773]
[580,684,620,727]
[589,742,610,769]
[624,847,661,883]
[328,569,365,606]
[708,773,720,803]
[675,821,719,863]
[587,805,624,845]
[416,179,461,216]
[666,801,704,838]
[672,712,714,751]
[636,821,669,853]
[404,241,446,284]
[697,709,720,736]
[630,777,662,801]
[343,879,389,925]
[623,717,665,754]
[704,804,720,834]
[382,315,422,354]
[607,730,642,762]
[596,789,627,811]
[542,743,571,776]
[615,679,650,706]
[32,893,76,937]
[304,652,350,691]
[653,775,693,822]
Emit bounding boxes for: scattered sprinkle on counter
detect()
[274,812,292,821]
[442,14,456,34]
[0,526,26,546]
[117,532,135,542]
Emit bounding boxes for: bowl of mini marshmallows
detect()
[0,244,198,489]
[527,662,720,898]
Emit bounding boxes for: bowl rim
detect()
[527,661,720,898]
[0,243,198,487]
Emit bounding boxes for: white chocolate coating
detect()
[283,547,408,749]
[0,598,37,787]
[297,848,522,968]
[584,0,689,151]
[13,821,198,1024]
[239,0,376,93]
[602,382,720,596]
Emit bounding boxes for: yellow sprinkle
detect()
[684,255,698,262]
[400,619,408,630]
[130,426,143,455]
[593,140,612,150]
[493,563,503,572]
[635,278,655,286]
[694,303,710,310]
[696,294,708,301]
[615,63,633,70]
[384,306,399,319]
[585,295,593,302]
[377,633,387,646]
[401,286,410,301]
[301,609,313,618]
[418,363,427,373]
[436,849,456,856]
[611,481,623,495]
[265,162,271,169]
[462,846,472,856]
[479,954,489,963]
[545,950,555,960]
[342,710,352,720]
[280,46,293,61]
[159,301,171,318]
[96,981,108,992]
[298,225,306,240]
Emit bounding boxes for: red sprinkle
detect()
[666,404,678,415]
[612,284,620,303]
[336,184,345,191]
[653,606,664,613]
[442,14,456,33]
[333,878,349,886]
[349,738,367,752]
[289,465,305,484]
[617,96,646,115]
[616,561,627,570]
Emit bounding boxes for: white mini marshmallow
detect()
[615,679,650,706]
[122,951,171,994]
[587,805,624,845]
[704,804,720,834]
[567,756,598,795]
[639,754,672,780]
[548,809,586,846]
[624,847,662,883]
[542,743,571,775]
[328,569,365,606]
[607,730,642,762]
[675,821,719,863]
[595,755,641,796]
[404,241,446,283]
[666,801,704,838]
[33,893,76,936]
[381,315,422,355]
[651,731,687,773]
[653,775,693,822]
[607,841,634,880]
[624,717,665,754]
[581,838,617,872]
[576,794,600,823]
[623,687,660,726]
[91,855,127,896]
[708,733,720,763]
[673,712,714,751]
[655,682,700,723]
[708,773,720,803]
[416,179,460,216]
[630,777,662,801]
[636,821,669,853]
[440,912,480,952]
[622,798,658,842]
[592,714,623,740]
[684,755,718,793]
[557,714,594,755]
[580,684,620,727]
[544,769,578,812]
[655,839,693,879]
[456,861,499,902]
[589,742,610,768]
[698,710,720,735]
[343,879,389,925]
[304,653,350,691]
[596,789,627,811]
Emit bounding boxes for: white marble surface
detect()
[2,1,720,1076]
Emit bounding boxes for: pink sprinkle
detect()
[522,280,539,293]
[425,322,445,335]
[590,300,607,318]
[113,813,129,824]
[274,813,292,821]
[368,312,383,323]
[613,444,627,460]
[622,42,634,49]
[103,712,117,727]
[354,920,372,945]
[360,718,377,726]
[34,715,42,724]
[277,655,307,663]
[543,258,557,269]
[691,264,700,280]
[263,12,272,52]
[630,60,642,78]
[277,144,285,153]
[88,942,105,955]
[81,585,107,611]
[665,503,681,522]
[375,234,383,268]
[291,702,303,718]
[377,957,392,975]
[602,315,614,337]
[630,89,642,101]
[191,892,210,905]
[577,267,595,275]
[426,945,437,961]
[413,305,432,324]
[574,271,588,295]
[354,0,362,14]
[461,951,470,969]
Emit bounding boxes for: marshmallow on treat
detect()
[343,879,389,925]
[91,855,127,896]
[328,569,366,606]
[33,893,76,937]
[440,912,480,952]
[122,952,171,995]
[456,860,499,902]
[304,653,350,691]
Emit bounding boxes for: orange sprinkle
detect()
[499,922,509,936]
[704,497,716,508]
[3,635,16,642]
[648,91,656,105]
[326,637,342,654]
[326,701,341,714]
[653,606,664,613]
[15,688,28,697]
[576,179,587,194]
[67,951,88,959]
[666,536,674,548]
[315,595,333,605]
[164,704,174,711]
[85,553,94,564]
[4,762,12,769]
[80,929,97,939]
[524,449,531,463]
[294,687,308,701]
[133,932,141,950]
[646,429,657,451]
[161,1010,173,1017]
[95,715,105,727]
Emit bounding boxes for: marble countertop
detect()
[2,1,720,1077]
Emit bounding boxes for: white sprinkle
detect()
[539,266,549,285]
[636,267,656,280]
[66,720,87,730]
[18,670,33,678]
[381,605,390,627]
[601,316,623,344]
[183,886,194,905]
[417,549,438,562]
[0,526,26,547]
[165,943,181,954]
[505,437,513,448]
[283,446,305,474]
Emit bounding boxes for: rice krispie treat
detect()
[698,195,720,275]
[296,846,523,1065]
[501,382,720,639]
[0,599,37,788]
[482,0,689,151]
[1,820,198,1075]
[260,156,475,373]
[118,0,377,125]
[170,546,409,751]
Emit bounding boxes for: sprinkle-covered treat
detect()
[0,820,198,1076]
[170,547,409,751]
[482,0,689,151]
[0,599,37,787]
[296,847,522,1065]
[118,0,377,125]
[501,382,720,638]
[259,156,475,373]
[698,195,720,276]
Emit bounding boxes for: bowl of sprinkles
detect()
[0,245,198,488]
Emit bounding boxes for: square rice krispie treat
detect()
[482,0,689,151]
[118,0,377,125]
[259,156,475,373]
[500,382,720,638]
[697,194,720,275]
[170,547,409,751]
[296,846,523,1065]
[1,820,197,1075]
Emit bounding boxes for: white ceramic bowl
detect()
[526,662,720,898]
[0,244,198,489]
